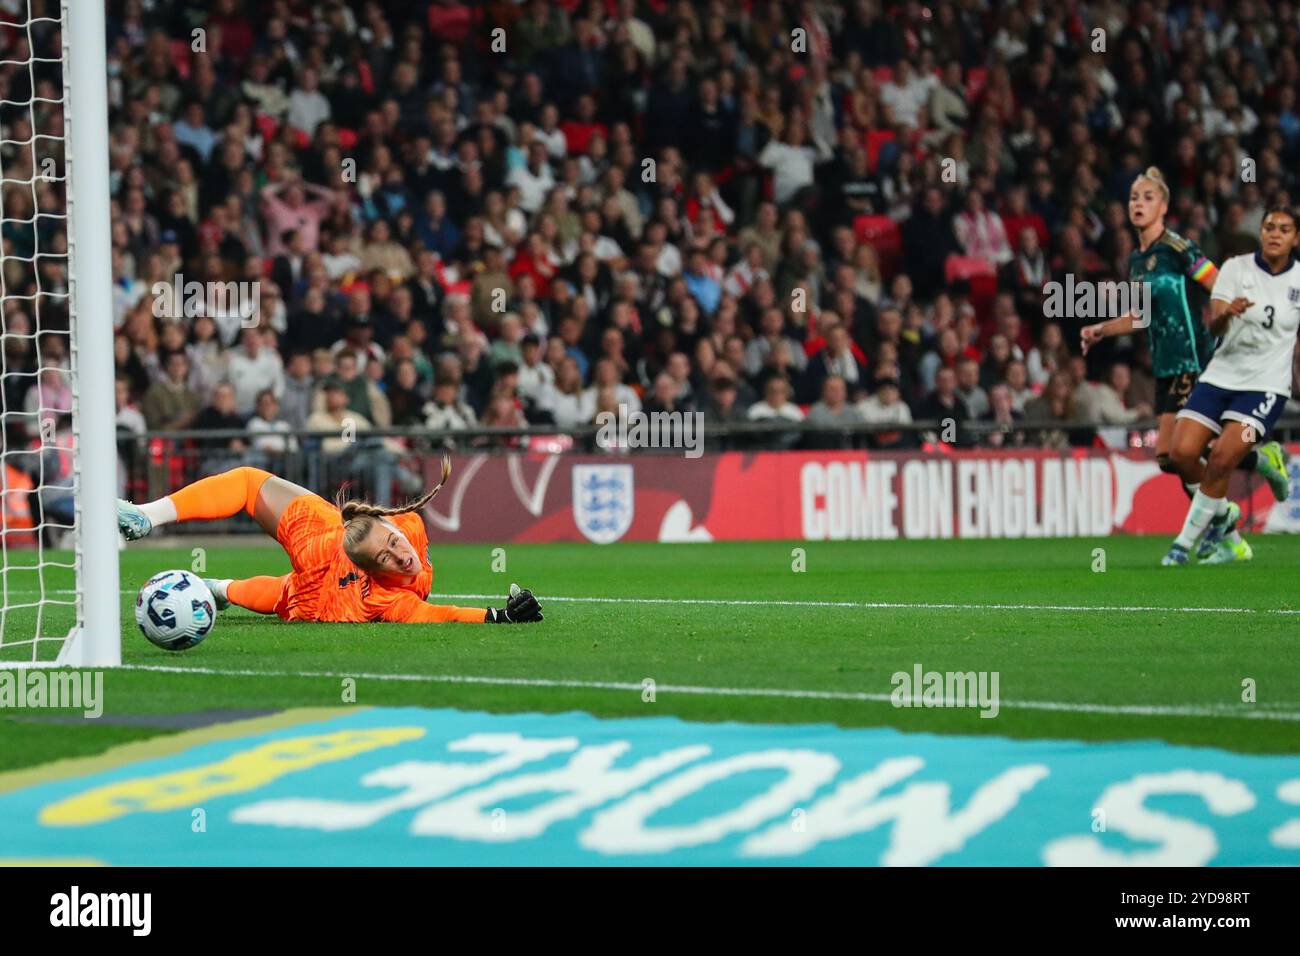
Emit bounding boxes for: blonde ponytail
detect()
[339,455,452,566]
[1136,166,1170,203]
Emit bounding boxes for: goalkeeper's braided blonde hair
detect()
[338,455,451,568]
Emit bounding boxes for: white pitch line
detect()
[5,588,1300,615]
[117,663,1300,722]
[427,593,1300,616]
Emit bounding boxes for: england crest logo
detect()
[572,464,634,544]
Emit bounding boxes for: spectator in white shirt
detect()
[642,220,682,277]
[580,357,641,420]
[857,377,914,427]
[613,0,656,63]
[748,376,805,424]
[880,59,935,130]
[507,142,556,214]
[1202,85,1259,139]
[748,376,804,450]
[953,190,1013,268]
[286,67,331,138]
[757,115,831,206]
[112,247,146,328]
[1003,360,1035,414]
[517,333,556,407]
[549,357,588,427]
[536,103,568,159]
[856,373,915,450]
[225,327,285,416]
[1026,322,1067,389]
[423,378,478,433]
[247,389,298,455]
[115,376,146,435]
[330,313,388,374]
[321,230,362,281]
[726,242,771,300]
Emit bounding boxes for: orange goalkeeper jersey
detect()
[272,495,486,624]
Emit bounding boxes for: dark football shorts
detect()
[1155,372,1198,415]
[1177,382,1287,440]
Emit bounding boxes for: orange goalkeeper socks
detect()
[164,467,273,523]
[227,575,285,614]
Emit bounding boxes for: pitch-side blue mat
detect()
[2,706,1298,865]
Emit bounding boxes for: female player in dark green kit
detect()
[1081,167,1290,562]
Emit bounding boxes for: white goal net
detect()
[0,0,118,666]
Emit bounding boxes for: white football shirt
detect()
[1204,252,1300,395]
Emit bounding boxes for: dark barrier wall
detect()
[416,445,1300,543]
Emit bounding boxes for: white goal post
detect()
[0,2,118,667]
[62,0,119,666]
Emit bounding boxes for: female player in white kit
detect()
[1164,207,1300,565]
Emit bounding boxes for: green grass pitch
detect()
[2,535,1299,773]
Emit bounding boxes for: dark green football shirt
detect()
[1127,230,1217,378]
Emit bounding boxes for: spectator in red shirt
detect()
[560,94,608,156]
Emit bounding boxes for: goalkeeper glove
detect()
[486,583,543,623]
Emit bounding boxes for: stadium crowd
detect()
[7,0,1300,478]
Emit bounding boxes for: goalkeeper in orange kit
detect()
[116,456,543,625]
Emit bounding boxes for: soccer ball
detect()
[135,570,216,651]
